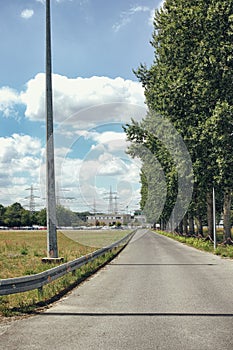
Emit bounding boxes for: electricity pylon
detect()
[25,185,39,214]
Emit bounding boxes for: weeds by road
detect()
[155,230,233,259]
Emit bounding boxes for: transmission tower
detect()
[56,182,75,206]
[104,187,118,214]
[25,185,39,214]
[114,195,118,214]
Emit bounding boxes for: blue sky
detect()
[0,0,164,213]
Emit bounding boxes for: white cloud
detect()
[20,73,145,125]
[0,134,42,206]
[87,131,126,145]
[69,155,140,211]
[0,130,141,211]
[113,5,151,32]
[88,131,130,154]
[97,156,127,176]
[0,134,41,164]
[131,6,150,13]
[0,87,21,118]
[1,73,146,126]
[0,74,146,209]
[21,9,34,19]
[54,127,142,212]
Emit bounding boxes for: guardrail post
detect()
[38,286,44,298]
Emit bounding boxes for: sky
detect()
[0,0,164,214]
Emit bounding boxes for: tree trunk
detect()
[178,220,183,235]
[183,214,188,235]
[160,218,166,231]
[223,189,232,240]
[188,215,195,235]
[206,191,213,239]
[195,213,203,236]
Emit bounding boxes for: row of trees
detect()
[0,203,46,227]
[124,0,233,240]
[0,203,90,228]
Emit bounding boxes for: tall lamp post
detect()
[45,0,58,259]
[213,187,217,250]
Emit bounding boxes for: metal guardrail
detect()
[0,230,135,296]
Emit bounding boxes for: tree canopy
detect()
[125,0,233,239]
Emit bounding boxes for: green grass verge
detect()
[155,230,233,259]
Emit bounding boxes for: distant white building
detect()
[86,214,131,226]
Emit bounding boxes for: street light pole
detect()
[45,0,58,258]
[213,187,217,250]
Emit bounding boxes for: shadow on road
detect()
[33,312,233,317]
[109,263,217,266]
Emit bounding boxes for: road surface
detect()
[1,229,233,349]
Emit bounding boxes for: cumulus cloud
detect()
[85,131,127,152]
[68,154,141,212]
[97,156,127,176]
[0,134,41,164]
[21,9,34,19]
[0,74,145,126]
[0,134,43,206]
[0,130,141,210]
[20,73,145,126]
[0,74,145,210]
[53,127,142,212]
[0,87,21,118]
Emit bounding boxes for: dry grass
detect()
[61,229,130,248]
[0,229,128,315]
[0,230,94,279]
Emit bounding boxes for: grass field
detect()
[0,229,130,279]
[61,229,130,248]
[0,230,94,279]
[0,229,131,315]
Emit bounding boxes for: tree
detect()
[126,0,233,237]
[21,210,32,227]
[36,208,47,226]
[3,203,25,227]
[203,102,233,240]
[56,205,76,227]
[0,204,6,226]
[124,111,193,231]
[124,117,177,228]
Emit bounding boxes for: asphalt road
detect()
[1,229,233,350]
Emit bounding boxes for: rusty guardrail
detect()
[0,230,135,296]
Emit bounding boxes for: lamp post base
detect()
[41,257,64,264]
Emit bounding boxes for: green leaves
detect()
[125,0,233,234]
